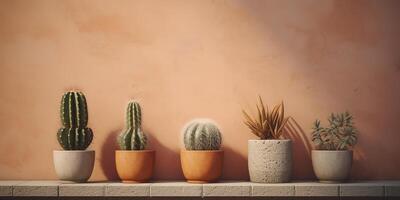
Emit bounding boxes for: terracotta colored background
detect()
[1,0,400,181]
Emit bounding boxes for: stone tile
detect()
[251,182,295,197]
[13,197,59,200]
[340,182,384,197]
[150,182,202,197]
[59,182,106,196]
[0,181,23,196]
[203,181,251,197]
[106,182,150,197]
[384,181,400,197]
[294,182,339,197]
[13,181,61,196]
[105,197,149,200]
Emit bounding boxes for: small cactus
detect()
[118,101,147,150]
[57,91,93,150]
[183,119,222,150]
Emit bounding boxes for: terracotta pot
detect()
[180,150,224,183]
[115,150,155,183]
[248,139,292,183]
[53,150,95,182]
[312,150,353,183]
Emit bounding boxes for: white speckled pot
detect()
[53,150,95,182]
[248,139,292,183]
[312,150,352,183]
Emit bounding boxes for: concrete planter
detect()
[248,139,292,183]
[180,150,224,183]
[53,150,95,182]
[312,150,352,183]
[115,150,155,183]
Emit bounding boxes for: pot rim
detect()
[53,150,94,153]
[180,149,224,153]
[248,139,291,142]
[115,149,155,153]
[312,149,353,153]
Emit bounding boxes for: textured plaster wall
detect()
[0,0,399,181]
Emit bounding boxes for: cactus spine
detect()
[118,101,147,150]
[57,91,93,150]
[183,119,222,150]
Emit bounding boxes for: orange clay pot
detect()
[115,150,155,183]
[180,150,224,183]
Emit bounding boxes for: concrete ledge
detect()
[106,182,150,197]
[340,182,384,197]
[13,181,60,196]
[203,182,251,197]
[150,182,202,197]
[384,181,400,197]
[0,181,23,196]
[0,180,398,198]
[295,182,339,197]
[59,182,105,196]
[252,182,295,196]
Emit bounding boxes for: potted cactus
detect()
[311,111,358,183]
[115,101,155,183]
[242,96,292,183]
[180,119,223,183]
[53,91,95,182]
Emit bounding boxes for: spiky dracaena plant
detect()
[183,119,222,150]
[57,91,93,150]
[118,101,147,150]
[312,111,358,150]
[242,96,290,139]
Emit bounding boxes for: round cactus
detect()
[183,119,222,150]
[118,101,147,150]
[57,91,93,150]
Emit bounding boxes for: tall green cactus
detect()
[57,91,93,150]
[183,119,222,150]
[118,101,147,150]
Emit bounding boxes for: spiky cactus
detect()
[57,91,93,150]
[118,101,147,150]
[183,119,222,150]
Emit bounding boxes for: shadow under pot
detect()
[180,150,224,183]
[248,139,292,183]
[312,150,352,183]
[115,150,155,183]
[53,150,95,182]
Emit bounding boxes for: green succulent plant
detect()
[183,119,222,150]
[57,91,93,150]
[312,111,358,150]
[118,101,147,150]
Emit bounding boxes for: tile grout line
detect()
[293,184,296,197]
[149,182,152,197]
[250,183,253,197]
[383,184,386,198]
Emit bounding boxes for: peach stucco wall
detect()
[1,0,400,181]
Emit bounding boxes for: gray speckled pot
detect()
[312,150,352,183]
[248,139,292,183]
[53,150,95,182]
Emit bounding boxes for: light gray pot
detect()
[53,150,95,182]
[312,150,352,183]
[248,139,292,183]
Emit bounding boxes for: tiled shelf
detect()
[0,180,399,198]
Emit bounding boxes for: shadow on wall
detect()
[146,132,184,180]
[284,118,315,179]
[222,146,249,180]
[100,129,121,180]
